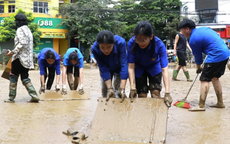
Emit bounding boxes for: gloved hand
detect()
[196,67,203,74]
[164,93,172,107]
[118,88,127,103]
[78,84,84,95]
[61,85,67,95]
[39,85,45,94]
[106,88,115,101]
[55,84,60,92]
[129,89,137,103]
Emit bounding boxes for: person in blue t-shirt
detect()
[61,48,84,95]
[179,19,229,111]
[91,30,128,102]
[38,47,61,94]
[127,21,172,107]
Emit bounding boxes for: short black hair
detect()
[15,13,28,27]
[45,50,56,59]
[179,19,196,30]
[69,50,78,61]
[96,30,115,44]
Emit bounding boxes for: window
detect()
[8,5,15,13]
[9,1,15,3]
[33,1,48,13]
[198,9,217,23]
[0,5,4,13]
[0,2,4,4]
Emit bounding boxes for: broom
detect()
[174,56,207,109]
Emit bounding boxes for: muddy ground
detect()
[0,63,230,144]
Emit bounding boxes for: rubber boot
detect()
[22,78,40,102]
[184,71,192,82]
[172,70,180,81]
[4,74,19,102]
[67,73,74,90]
[74,77,79,90]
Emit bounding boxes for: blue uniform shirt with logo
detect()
[38,47,61,75]
[189,27,229,65]
[91,35,128,81]
[63,48,84,68]
[127,36,168,78]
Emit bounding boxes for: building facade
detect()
[0,0,72,56]
[180,0,230,44]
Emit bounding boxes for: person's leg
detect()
[198,81,210,108]
[136,71,148,98]
[5,59,20,102]
[67,66,74,90]
[5,73,19,102]
[21,64,39,102]
[113,72,121,97]
[149,72,162,98]
[172,65,181,81]
[46,67,55,90]
[73,66,80,90]
[182,66,192,82]
[210,77,225,108]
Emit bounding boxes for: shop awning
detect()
[40,32,66,38]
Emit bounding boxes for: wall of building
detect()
[0,0,69,56]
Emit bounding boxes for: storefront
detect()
[33,17,69,56]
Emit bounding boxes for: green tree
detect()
[0,9,42,47]
[114,0,182,41]
[57,0,126,46]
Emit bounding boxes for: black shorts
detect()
[67,65,79,77]
[136,71,162,94]
[177,50,186,66]
[200,58,228,82]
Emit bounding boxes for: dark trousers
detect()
[44,67,56,90]
[11,58,29,81]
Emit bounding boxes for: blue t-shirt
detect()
[38,47,61,75]
[63,48,84,68]
[127,36,168,78]
[189,27,229,65]
[91,35,128,81]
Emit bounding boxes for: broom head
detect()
[173,101,191,109]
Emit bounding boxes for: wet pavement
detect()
[0,62,230,143]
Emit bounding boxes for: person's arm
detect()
[12,28,28,55]
[62,65,67,86]
[79,68,83,86]
[173,34,179,56]
[186,40,192,53]
[128,63,135,89]
[161,66,170,93]
[118,40,128,89]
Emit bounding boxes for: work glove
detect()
[78,84,84,95]
[164,93,172,107]
[129,89,137,103]
[196,67,203,74]
[106,88,115,101]
[118,88,127,103]
[39,85,45,94]
[55,84,60,92]
[61,85,67,95]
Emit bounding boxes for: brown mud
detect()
[0,63,230,143]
